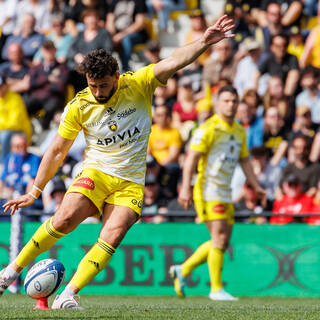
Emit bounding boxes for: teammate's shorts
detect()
[66,167,144,215]
[194,200,235,225]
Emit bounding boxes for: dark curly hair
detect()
[76,49,119,79]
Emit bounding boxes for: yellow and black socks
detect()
[70,238,115,290]
[181,240,211,278]
[15,218,65,268]
[208,247,224,292]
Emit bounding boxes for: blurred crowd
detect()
[1,0,320,225]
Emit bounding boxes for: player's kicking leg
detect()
[52,203,138,309]
[0,193,97,298]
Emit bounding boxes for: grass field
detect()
[1,295,320,320]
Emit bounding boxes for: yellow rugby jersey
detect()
[190,114,249,203]
[58,64,164,185]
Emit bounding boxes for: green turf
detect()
[0,295,320,320]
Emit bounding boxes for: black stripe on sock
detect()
[97,241,115,255]
[45,220,62,239]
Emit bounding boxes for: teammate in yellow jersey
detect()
[170,86,266,301]
[1,15,236,309]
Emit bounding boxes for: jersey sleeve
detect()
[131,64,164,100]
[239,128,249,159]
[189,126,210,154]
[58,100,82,140]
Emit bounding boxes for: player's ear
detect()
[115,71,120,80]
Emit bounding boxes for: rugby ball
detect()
[24,259,65,299]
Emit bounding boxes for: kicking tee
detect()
[190,114,249,203]
[58,64,163,185]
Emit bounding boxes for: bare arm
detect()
[160,146,181,166]
[281,1,303,26]
[106,13,116,35]
[178,149,202,209]
[253,70,261,92]
[299,30,316,69]
[3,134,74,215]
[154,15,235,84]
[239,157,266,198]
[284,69,300,96]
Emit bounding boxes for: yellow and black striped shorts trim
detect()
[97,238,115,255]
[45,218,65,239]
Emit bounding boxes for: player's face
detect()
[87,72,120,103]
[217,91,238,120]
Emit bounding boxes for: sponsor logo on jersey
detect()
[117,107,136,120]
[108,120,117,132]
[73,177,95,190]
[131,199,143,208]
[212,204,226,214]
[97,126,141,146]
[103,107,116,117]
[80,102,90,110]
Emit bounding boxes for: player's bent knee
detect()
[100,225,128,248]
[52,213,79,234]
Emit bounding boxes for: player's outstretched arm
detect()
[178,150,202,210]
[154,14,235,84]
[2,134,74,215]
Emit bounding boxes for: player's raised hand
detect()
[178,186,193,210]
[2,193,36,216]
[202,14,235,46]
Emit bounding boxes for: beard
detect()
[94,85,116,104]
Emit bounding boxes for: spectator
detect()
[236,100,264,151]
[257,0,303,28]
[141,173,168,223]
[143,39,161,64]
[254,33,300,97]
[0,0,19,36]
[16,0,51,34]
[202,39,238,89]
[0,76,32,163]
[280,135,320,196]
[2,13,45,62]
[242,89,264,118]
[67,8,113,91]
[172,76,198,142]
[255,2,284,52]
[290,106,317,144]
[263,75,296,124]
[33,13,74,65]
[234,38,263,98]
[146,0,185,33]
[0,133,41,201]
[287,26,304,60]
[0,42,30,96]
[24,40,70,130]
[234,181,268,224]
[106,0,149,72]
[63,0,108,26]
[263,106,289,165]
[295,66,320,124]
[148,104,182,198]
[271,174,313,224]
[67,9,113,70]
[250,146,282,205]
